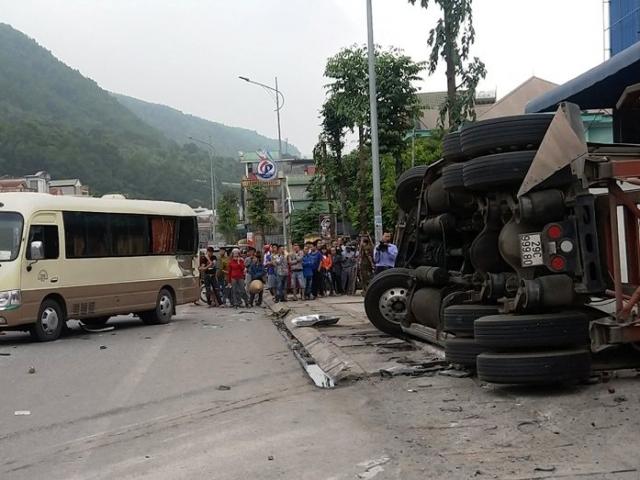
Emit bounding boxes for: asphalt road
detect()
[0,304,400,480]
[4,302,640,480]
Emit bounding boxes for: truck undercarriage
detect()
[364,102,640,384]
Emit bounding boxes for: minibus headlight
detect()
[0,290,21,310]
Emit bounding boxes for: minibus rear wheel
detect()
[30,298,66,342]
[141,288,174,325]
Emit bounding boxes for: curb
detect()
[263,298,367,385]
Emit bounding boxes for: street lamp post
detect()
[238,75,288,248]
[188,136,217,245]
[366,0,383,243]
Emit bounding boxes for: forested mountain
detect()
[113,94,300,158]
[0,23,289,205]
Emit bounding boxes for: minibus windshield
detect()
[0,213,23,261]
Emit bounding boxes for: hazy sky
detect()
[0,0,604,155]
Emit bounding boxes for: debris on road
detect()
[271,307,291,319]
[0,352,11,356]
[291,314,340,327]
[80,323,115,333]
[614,395,627,403]
[439,369,472,378]
[27,366,36,374]
[412,379,433,388]
[534,466,556,473]
[440,406,463,412]
[217,385,231,391]
[202,324,223,329]
[99,345,107,350]
[380,360,449,378]
[14,410,31,416]
[267,455,274,461]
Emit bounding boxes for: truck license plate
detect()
[519,233,543,267]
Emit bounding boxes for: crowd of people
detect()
[196,233,398,309]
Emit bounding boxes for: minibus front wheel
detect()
[30,298,66,342]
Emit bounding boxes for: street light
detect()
[238,75,288,247]
[188,135,217,245]
[366,0,383,242]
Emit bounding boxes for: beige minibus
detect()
[0,192,199,341]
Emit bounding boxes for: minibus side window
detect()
[111,214,149,256]
[26,225,59,260]
[64,212,110,258]
[176,217,197,254]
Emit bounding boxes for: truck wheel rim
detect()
[41,307,59,334]
[379,288,408,324]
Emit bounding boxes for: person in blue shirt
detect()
[306,242,324,299]
[373,232,398,275]
[302,244,316,300]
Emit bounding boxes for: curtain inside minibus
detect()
[150,217,176,254]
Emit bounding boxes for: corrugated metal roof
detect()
[526,41,640,113]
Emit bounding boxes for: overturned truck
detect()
[365,101,640,385]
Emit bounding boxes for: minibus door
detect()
[22,212,64,295]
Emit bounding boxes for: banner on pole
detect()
[319,213,335,239]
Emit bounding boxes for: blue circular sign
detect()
[256,158,277,181]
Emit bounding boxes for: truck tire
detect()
[474,311,589,349]
[443,304,500,337]
[444,338,486,368]
[396,165,427,213]
[460,114,553,158]
[462,151,536,191]
[443,132,465,162]
[364,268,413,336]
[477,349,591,384]
[441,163,465,191]
[426,177,450,214]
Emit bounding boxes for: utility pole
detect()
[275,76,288,248]
[209,135,216,245]
[366,0,383,242]
[188,136,217,245]
[239,75,288,248]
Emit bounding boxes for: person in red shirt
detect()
[228,248,249,308]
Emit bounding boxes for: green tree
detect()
[376,48,424,178]
[217,189,239,244]
[290,202,324,245]
[320,45,424,233]
[246,184,275,243]
[407,0,486,128]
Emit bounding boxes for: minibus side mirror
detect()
[30,241,44,261]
